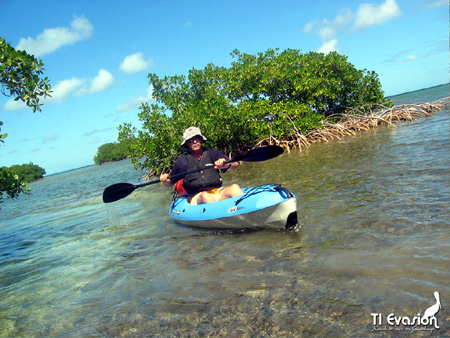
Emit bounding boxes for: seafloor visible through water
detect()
[0,84,449,337]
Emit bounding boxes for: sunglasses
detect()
[187,136,203,143]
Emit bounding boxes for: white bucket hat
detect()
[181,126,207,146]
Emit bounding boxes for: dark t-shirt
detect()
[170,148,229,183]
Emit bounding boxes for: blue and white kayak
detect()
[169,184,298,230]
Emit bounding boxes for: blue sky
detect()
[0,0,448,175]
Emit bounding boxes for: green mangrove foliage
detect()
[1,37,52,205]
[0,163,45,206]
[0,37,52,113]
[118,48,391,175]
[0,169,29,204]
[93,139,137,165]
[5,163,46,183]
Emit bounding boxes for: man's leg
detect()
[192,191,217,205]
[218,184,244,201]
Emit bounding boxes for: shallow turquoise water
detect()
[0,85,449,337]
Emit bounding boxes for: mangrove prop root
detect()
[260,96,450,152]
[145,97,448,180]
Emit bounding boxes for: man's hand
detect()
[214,158,239,170]
[160,173,173,187]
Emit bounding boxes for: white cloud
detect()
[422,0,448,8]
[3,99,27,112]
[83,128,100,136]
[302,21,317,34]
[48,77,84,103]
[42,134,59,144]
[303,0,402,53]
[117,86,153,113]
[16,16,93,57]
[318,23,336,41]
[308,9,352,53]
[3,70,114,111]
[353,0,402,31]
[82,127,115,136]
[119,52,153,74]
[3,76,83,111]
[333,8,354,29]
[382,52,420,65]
[318,39,339,54]
[116,97,144,113]
[303,8,352,53]
[76,69,114,96]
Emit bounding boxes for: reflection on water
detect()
[0,102,449,335]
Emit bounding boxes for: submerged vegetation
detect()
[119,48,394,176]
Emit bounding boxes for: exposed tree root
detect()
[146,97,448,180]
[257,97,449,152]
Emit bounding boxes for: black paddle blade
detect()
[234,145,284,162]
[102,183,136,203]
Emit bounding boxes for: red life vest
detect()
[174,179,188,197]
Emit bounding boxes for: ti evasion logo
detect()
[372,291,442,333]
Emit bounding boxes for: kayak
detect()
[169,184,298,230]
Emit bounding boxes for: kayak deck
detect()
[169,184,298,230]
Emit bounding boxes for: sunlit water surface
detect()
[0,85,449,337]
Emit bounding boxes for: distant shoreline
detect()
[44,164,95,178]
[388,83,449,98]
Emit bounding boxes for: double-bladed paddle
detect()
[102,145,283,203]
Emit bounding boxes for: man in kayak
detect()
[160,126,244,204]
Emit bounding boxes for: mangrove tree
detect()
[118,48,392,175]
[1,37,52,205]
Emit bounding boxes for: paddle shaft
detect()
[102,145,283,203]
[132,158,237,190]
